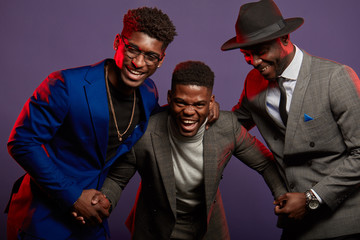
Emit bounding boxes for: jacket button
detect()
[289,183,295,189]
[309,142,315,147]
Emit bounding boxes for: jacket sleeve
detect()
[7,71,83,209]
[232,69,268,131]
[101,147,137,209]
[312,65,360,210]
[230,113,286,198]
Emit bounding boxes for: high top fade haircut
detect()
[121,7,177,50]
[171,61,214,91]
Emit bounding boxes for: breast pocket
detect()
[299,114,343,148]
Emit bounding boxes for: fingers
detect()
[76,216,86,225]
[97,206,110,218]
[72,189,109,226]
[274,194,287,209]
[274,194,287,203]
[274,205,284,215]
[82,212,103,226]
[206,101,220,129]
[98,196,111,210]
[91,213,103,225]
[91,192,102,205]
[273,192,307,220]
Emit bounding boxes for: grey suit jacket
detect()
[233,50,360,239]
[102,110,286,240]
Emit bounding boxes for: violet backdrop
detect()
[1,0,359,239]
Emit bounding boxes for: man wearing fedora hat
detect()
[222,0,360,239]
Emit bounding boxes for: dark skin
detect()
[240,35,309,220]
[74,84,215,225]
[72,189,110,225]
[71,32,220,225]
[240,35,294,82]
[168,84,215,137]
[71,32,166,225]
[274,192,307,220]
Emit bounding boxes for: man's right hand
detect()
[274,192,307,220]
[71,189,110,225]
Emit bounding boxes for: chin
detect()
[125,78,145,88]
[180,131,196,137]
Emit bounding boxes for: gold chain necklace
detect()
[105,65,136,142]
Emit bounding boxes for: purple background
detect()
[1,0,359,239]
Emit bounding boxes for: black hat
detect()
[221,0,304,50]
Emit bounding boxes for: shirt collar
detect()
[280,44,303,81]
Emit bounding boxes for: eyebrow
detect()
[174,98,207,105]
[126,41,161,57]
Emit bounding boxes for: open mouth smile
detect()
[180,119,198,132]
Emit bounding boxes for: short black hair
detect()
[122,7,177,50]
[171,61,214,90]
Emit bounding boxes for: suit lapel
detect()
[258,88,285,130]
[203,127,219,214]
[284,52,312,152]
[83,60,109,162]
[152,114,177,216]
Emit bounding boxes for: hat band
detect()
[237,19,286,43]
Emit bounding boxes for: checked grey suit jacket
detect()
[233,50,360,239]
[102,110,286,240]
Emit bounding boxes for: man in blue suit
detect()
[6,7,177,240]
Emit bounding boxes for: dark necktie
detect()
[277,77,288,126]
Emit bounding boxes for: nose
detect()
[131,54,146,68]
[250,54,262,67]
[183,105,195,116]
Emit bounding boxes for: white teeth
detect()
[129,69,142,75]
[183,120,196,124]
[261,66,269,72]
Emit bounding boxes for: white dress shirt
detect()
[265,45,322,202]
[266,44,303,125]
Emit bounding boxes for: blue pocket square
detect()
[304,114,313,122]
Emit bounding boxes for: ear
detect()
[157,52,166,68]
[210,94,215,105]
[280,34,290,46]
[167,90,172,104]
[114,34,121,50]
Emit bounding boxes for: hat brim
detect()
[221,17,304,51]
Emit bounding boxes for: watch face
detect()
[309,200,320,210]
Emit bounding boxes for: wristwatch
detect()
[305,190,320,210]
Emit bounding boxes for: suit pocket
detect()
[300,114,342,147]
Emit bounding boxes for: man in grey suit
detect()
[85,60,286,239]
[221,0,360,239]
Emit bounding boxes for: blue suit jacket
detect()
[7,60,159,239]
